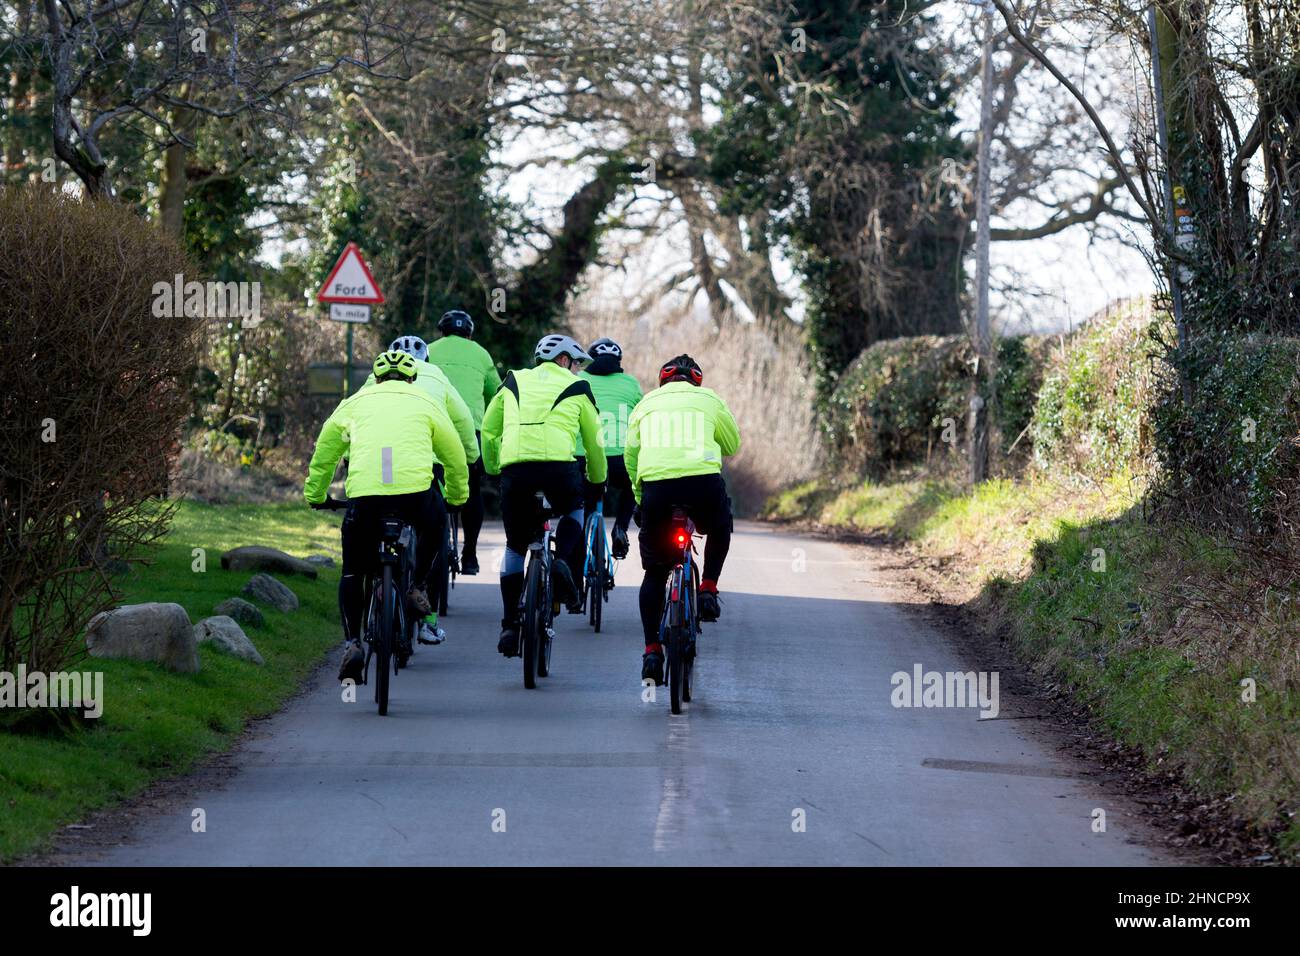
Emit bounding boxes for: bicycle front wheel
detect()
[522,555,542,689]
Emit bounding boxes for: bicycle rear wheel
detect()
[668,627,685,714]
[589,524,605,633]
[375,565,394,715]
[522,555,542,689]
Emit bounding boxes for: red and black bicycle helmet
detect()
[658,354,703,387]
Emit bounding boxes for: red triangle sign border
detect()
[316,241,386,304]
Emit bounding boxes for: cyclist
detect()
[481,334,607,657]
[304,350,469,684]
[366,334,479,644]
[624,354,740,686]
[426,310,501,576]
[573,337,642,560]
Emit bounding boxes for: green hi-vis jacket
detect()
[624,381,741,503]
[303,379,470,506]
[427,335,502,430]
[481,362,608,484]
[362,359,479,465]
[574,369,643,456]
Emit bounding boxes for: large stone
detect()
[213,596,265,629]
[241,573,299,612]
[305,554,336,568]
[85,603,199,673]
[194,616,264,666]
[220,546,318,579]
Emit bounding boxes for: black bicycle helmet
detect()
[438,310,474,337]
[658,353,703,386]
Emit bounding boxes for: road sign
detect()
[329,303,371,324]
[316,242,385,304]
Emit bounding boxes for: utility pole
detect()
[1146,3,1188,388]
[969,0,995,485]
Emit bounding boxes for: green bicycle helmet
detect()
[373,349,418,382]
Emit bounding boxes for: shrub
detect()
[0,186,202,672]
[824,333,1052,476]
[1152,332,1300,529]
[1029,301,1166,478]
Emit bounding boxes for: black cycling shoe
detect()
[497,623,520,657]
[611,526,630,560]
[642,650,665,686]
[338,640,366,683]
[461,550,479,576]
[551,560,583,613]
[698,590,721,622]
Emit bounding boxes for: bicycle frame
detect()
[519,493,559,688]
[663,524,697,632]
[660,509,700,714]
[582,500,612,578]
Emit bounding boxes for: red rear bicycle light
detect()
[675,531,687,546]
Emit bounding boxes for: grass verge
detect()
[767,470,1300,859]
[0,501,342,862]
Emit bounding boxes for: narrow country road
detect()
[65,521,1167,866]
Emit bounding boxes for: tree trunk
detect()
[158,97,197,237]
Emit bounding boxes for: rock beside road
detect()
[241,573,299,612]
[213,596,265,628]
[221,546,318,579]
[194,616,264,666]
[86,602,200,673]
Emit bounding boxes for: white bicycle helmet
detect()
[589,337,622,359]
[389,335,428,363]
[534,333,591,366]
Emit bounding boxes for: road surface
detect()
[67,521,1166,866]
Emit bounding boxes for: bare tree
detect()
[24,0,427,206]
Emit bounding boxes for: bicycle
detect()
[516,491,562,689]
[580,500,617,632]
[658,507,701,715]
[322,496,419,716]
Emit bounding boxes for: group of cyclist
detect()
[302,309,741,688]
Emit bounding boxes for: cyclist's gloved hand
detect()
[446,502,463,515]
[309,497,330,511]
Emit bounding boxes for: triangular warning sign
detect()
[316,242,385,304]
